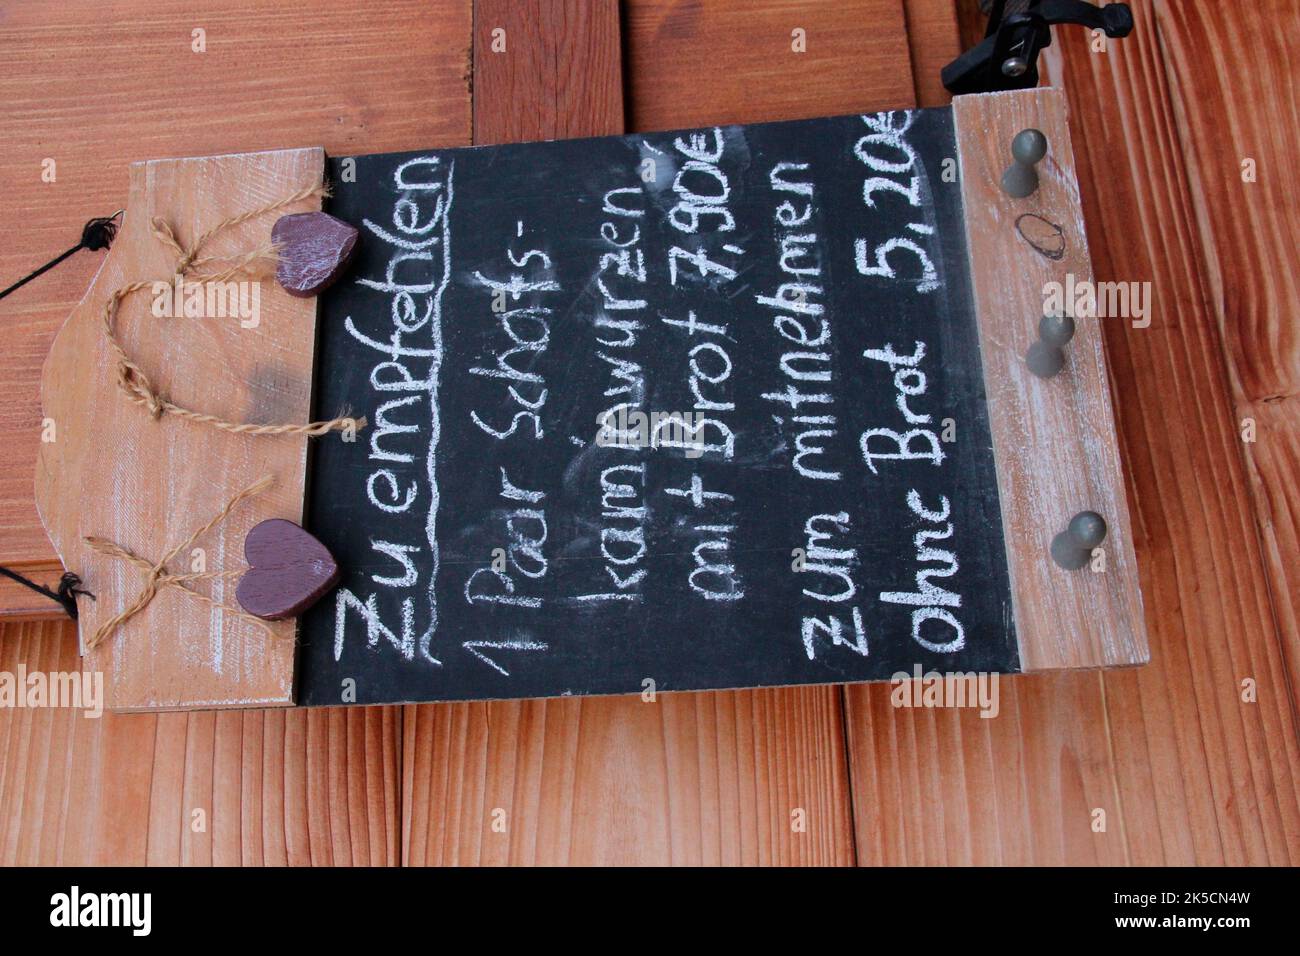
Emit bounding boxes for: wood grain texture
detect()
[954,0,988,50]
[842,0,1300,865]
[0,618,402,865]
[1153,0,1300,698]
[954,88,1147,670]
[0,560,67,620]
[847,671,1132,864]
[473,0,624,142]
[403,690,854,865]
[399,0,858,866]
[35,148,323,711]
[624,0,916,130]
[0,0,472,585]
[902,0,962,106]
[1048,3,1300,864]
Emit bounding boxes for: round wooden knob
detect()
[1050,511,1107,570]
[1026,312,1076,378]
[1001,128,1048,198]
[1011,128,1048,165]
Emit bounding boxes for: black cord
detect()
[0,565,93,619]
[0,211,123,301]
[0,212,120,615]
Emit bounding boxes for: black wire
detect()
[0,566,93,619]
[0,211,120,615]
[0,211,123,301]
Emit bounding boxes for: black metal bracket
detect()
[941,0,1134,96]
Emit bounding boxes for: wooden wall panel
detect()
[472,0,624,142]
[1051,2,1300,865]
[1153,0,1300,696]
[403,689,854,865]
[624,0,915,129]
[3,0,1296,869]
[902,0,963,106]
[0,620,402,865]
[845,0,1300,865]
[848,672,1131,865]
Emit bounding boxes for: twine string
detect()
[83,474,278,650]
[101,182,365,436]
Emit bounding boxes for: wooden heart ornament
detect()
[236,519,341,620]
[272,211,359,297]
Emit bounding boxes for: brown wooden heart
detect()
[235,519,341,621]
[272,210,359,297]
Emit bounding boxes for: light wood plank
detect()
[403,690,854,865]
[847,672,1132,864]
[35,147,322,711]
[954,88,1146,670]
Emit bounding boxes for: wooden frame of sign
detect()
[954,88,1145,670]
[34,87,1146,711]
[36,149,324,711]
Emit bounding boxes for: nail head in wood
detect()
[1001,56,1029,78]
[1050,510,1107,570]
[235,518,341,620]
[272,211,359,298]
[1026,312,1076,378]
[1001,128,1048,199]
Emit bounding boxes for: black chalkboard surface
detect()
[299,107,1018,706]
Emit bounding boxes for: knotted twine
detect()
[83,475,276,651]
[101,180,363,436]
[84,183,364,644]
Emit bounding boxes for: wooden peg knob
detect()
[1026,312,1076,378]
[1001,128,1048,198]
[1050,511,1107,570]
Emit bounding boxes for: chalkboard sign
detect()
[299,108,1019,706]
